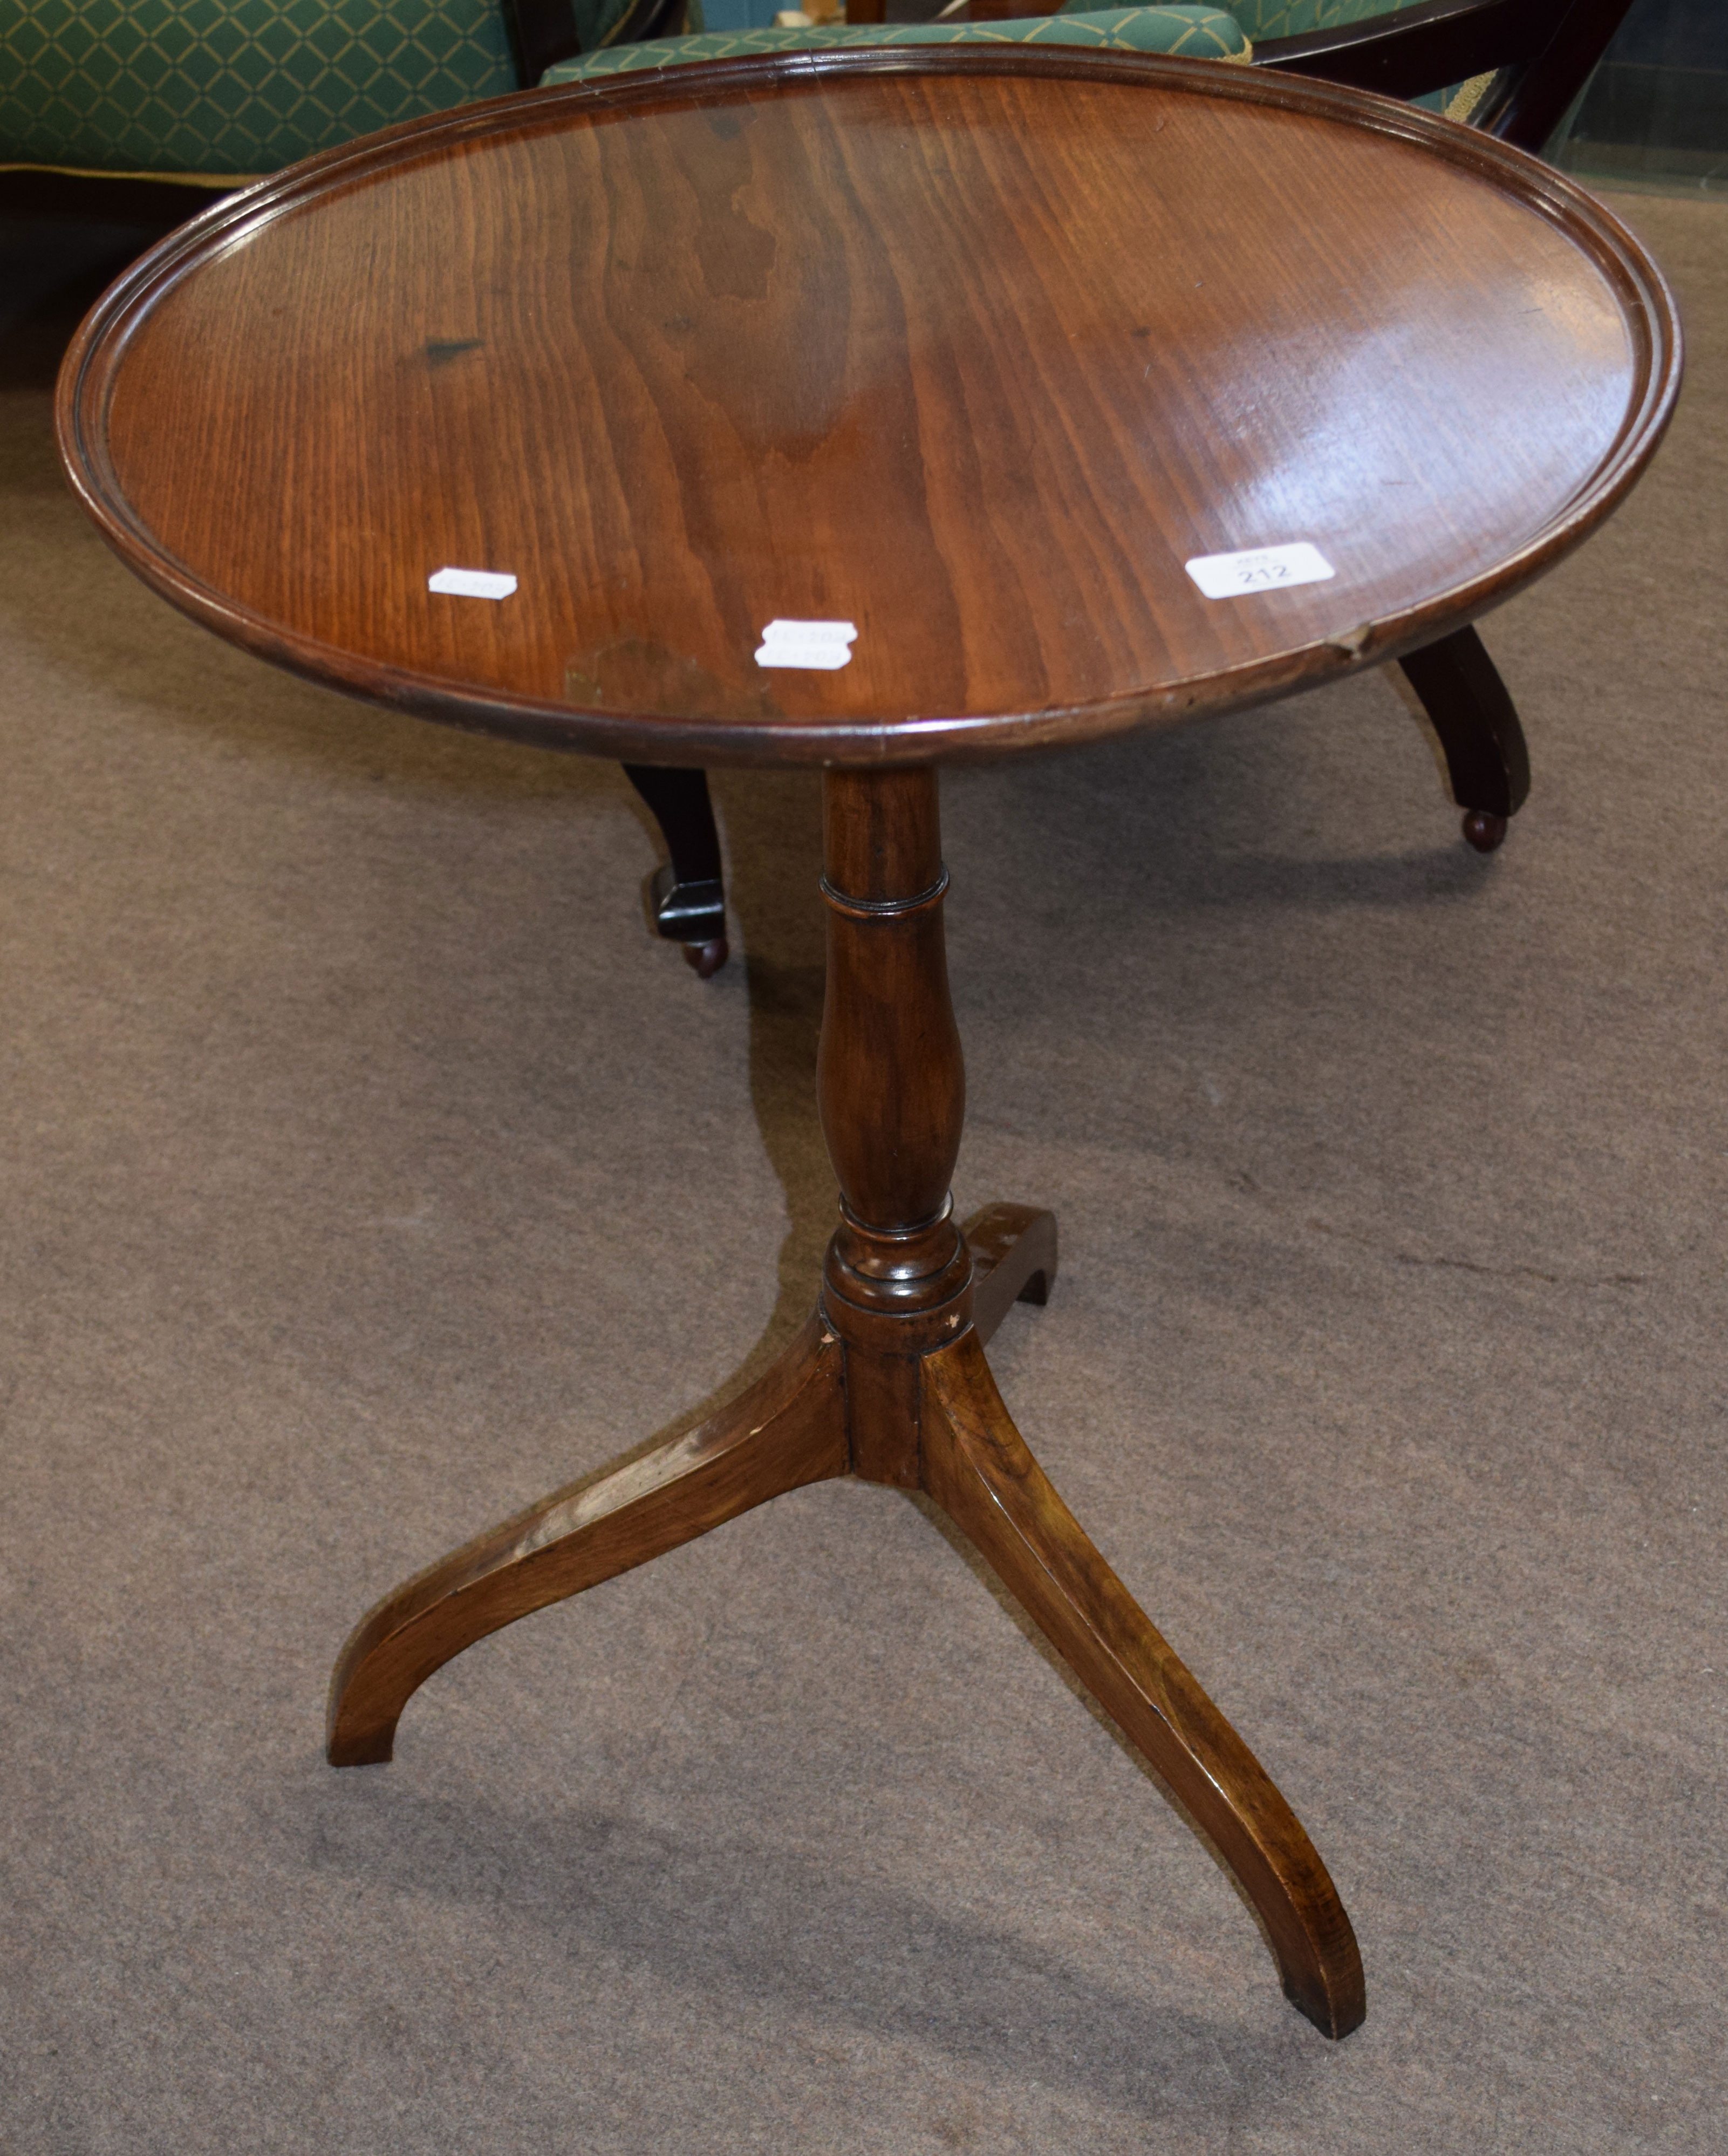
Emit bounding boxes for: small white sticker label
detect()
[428,567,518,601]
[1185,543,1335,600]
[755,618,857,671]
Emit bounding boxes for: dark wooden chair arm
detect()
[501,0,691,87]
[1254,0,1633,154]
[501,0,580,83]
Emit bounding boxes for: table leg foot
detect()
[962,1203,1058,1347]
[919,1331,1366,2039]
[326,1316,847,1767]
[680,936,729,979]
[1396,624,1530,848]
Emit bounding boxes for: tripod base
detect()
[327,1203,1365,2042]
[330,766,1364,2040]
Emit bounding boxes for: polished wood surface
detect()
[328,1312,847,1767]
[58,51,1677,769]
[963,1200,1057,1344]
[920,1330,1363,2038]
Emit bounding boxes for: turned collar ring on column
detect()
[819,868,950,918]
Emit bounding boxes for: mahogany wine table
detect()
[58,50,1679,2039]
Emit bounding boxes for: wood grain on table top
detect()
[59,52,1679,767]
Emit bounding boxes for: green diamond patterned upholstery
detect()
[0,0,1479,188]
[541,6,1248,83]
[0,0,518,178]
[1218,0,1391,33]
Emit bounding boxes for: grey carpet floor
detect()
[2,187,1724,2155]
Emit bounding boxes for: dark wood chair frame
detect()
[609,0,1634,972]
[500,0,692,90]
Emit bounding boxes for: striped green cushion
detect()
[542,7,1250,83]
[0,0,517,179]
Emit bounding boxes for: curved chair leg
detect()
[621,763,729,976]
[1396,624,1531,853]
[920,1330,1367,2040]
[327,1316,846,1765]
[962,1202,1058,1347]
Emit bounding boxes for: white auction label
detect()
[755,618,857,671]
[1185,543,1335,600]
[428,567,518,600]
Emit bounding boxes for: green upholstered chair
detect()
[541,4,1246,86]
[0,0,1247,180]
[0,0,655,182]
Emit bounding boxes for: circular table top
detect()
[58,50,1679,768]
